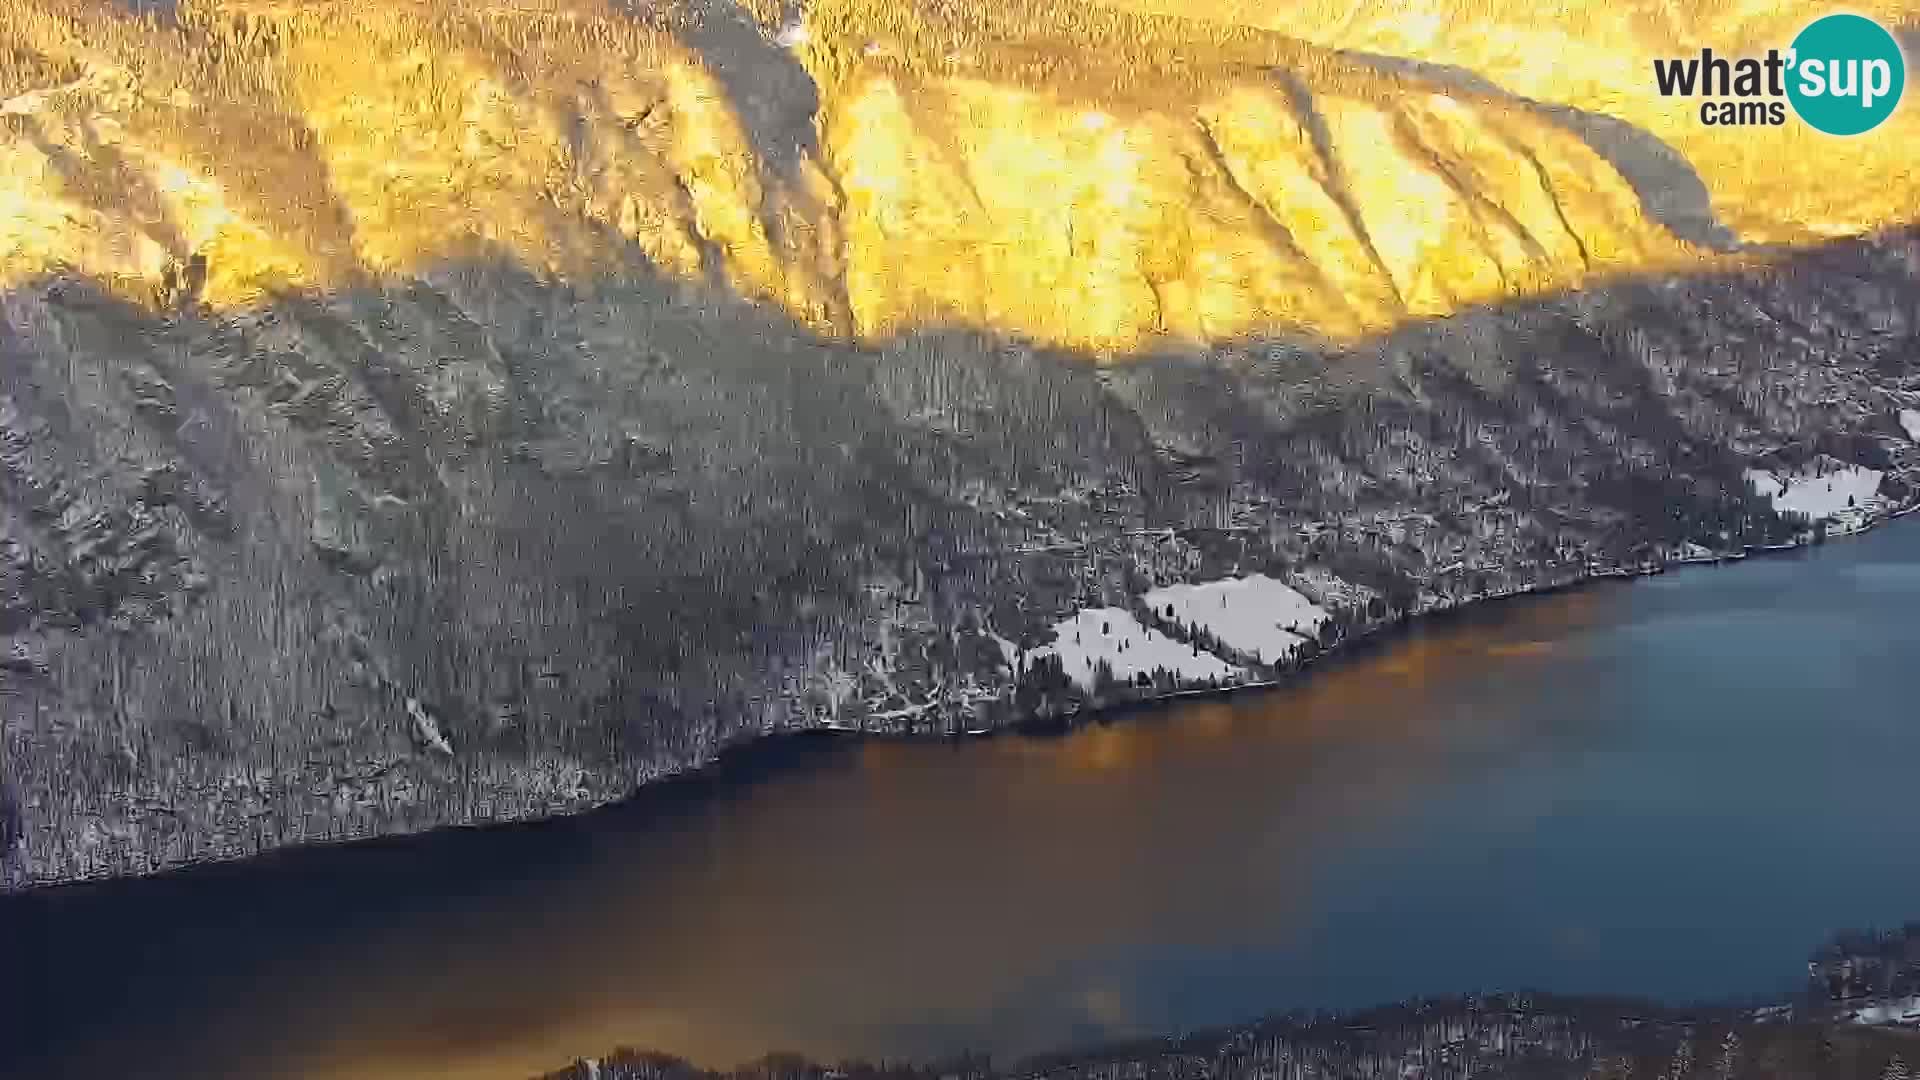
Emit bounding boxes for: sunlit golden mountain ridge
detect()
[1092,0,1920,247]
[0,0,1842,354]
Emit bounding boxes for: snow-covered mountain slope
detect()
[4,0,1920,889]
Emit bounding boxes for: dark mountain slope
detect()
[4,230,1918,889]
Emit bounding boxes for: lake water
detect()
[4,521,1918,1080]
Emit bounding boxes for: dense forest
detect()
[542,923,1920,1080]
[5,226,1920,889]
[544,1013,1920,1080]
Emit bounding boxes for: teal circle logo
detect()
[1786,14,1906,135]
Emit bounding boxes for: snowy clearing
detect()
[1030,608,1241,691]
[1143,574,1330,665]
[1901,408,1920,443]
[1746,466,1882,521]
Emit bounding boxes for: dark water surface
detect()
[5,522,1919,1080]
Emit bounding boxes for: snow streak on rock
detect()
[1900,409,1920,443]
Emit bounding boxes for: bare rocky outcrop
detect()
[1,0,1746,352]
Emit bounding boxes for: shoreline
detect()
[995,497,1919,738]
[544,980,1920,1080]
[9,502,1917,895]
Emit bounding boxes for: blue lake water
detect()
[3,520,1917,1079]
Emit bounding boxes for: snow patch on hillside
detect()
[1031,608,1240,691]
[775,19,810,48]
[1845,995,1920,1026]
[1746,466,1882,521]
[1143,574,1329,665]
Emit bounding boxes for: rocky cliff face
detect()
[3,0,1743,349]
[1090,0,1920,248]
[3,0,1918,889]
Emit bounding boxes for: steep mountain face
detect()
[2,0,1919,889]
[3,0,1736,351]
[1091,0,1920,247]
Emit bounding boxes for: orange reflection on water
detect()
[204,584,1634,1080]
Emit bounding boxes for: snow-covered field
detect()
[1746,466,1883,521]
[1028,607,1241,691]
[1143,574,1329,665]
[1902,408,1920,443]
